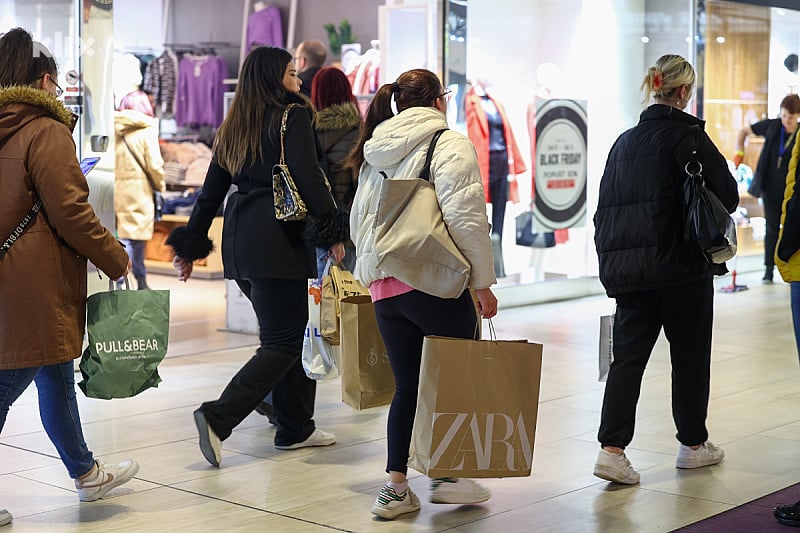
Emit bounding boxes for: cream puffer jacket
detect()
[350,106,496,292]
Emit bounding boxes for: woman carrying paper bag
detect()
[349,68,498,520]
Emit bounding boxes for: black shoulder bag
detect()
[682,126,737,264]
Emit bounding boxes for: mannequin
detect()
[465,78,526,278]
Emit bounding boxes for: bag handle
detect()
[278,104,301,166]
[419,128,448,182]
[685,125,703,181]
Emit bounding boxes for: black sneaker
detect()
[763,268,774,284]
[255,400,276,425]
[774,501,800,527]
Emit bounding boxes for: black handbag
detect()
[515,210,556,248]
[682,127,737,264]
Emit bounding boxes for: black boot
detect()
[763,267,774,284]
[774,500,800,526]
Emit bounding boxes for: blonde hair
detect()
[641,54,695,103]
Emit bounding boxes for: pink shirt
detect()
[369,277,415,302]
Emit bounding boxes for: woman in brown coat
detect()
[0,28,139,524]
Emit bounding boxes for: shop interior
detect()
[3,0,799,316]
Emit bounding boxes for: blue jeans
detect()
[0,361,95,478]
[792,283,800,361]
[315,245,356,277]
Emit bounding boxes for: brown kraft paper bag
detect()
[339,295,396,410]
[320,266,369,346]
[409,335,543,478]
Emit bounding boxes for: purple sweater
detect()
[246,6,283,51]
[175,55,228,128]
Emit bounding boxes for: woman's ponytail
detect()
[0,27,58,87]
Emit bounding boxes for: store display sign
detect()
[534,99,588,230]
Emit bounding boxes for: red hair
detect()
[311,67,356,110]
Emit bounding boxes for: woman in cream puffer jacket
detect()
[350,106,495,290]
[349,68,497,521]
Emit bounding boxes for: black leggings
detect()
[373,289,477,474]
[488,149,509,238]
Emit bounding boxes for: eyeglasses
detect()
[37,75,63,98]
[438,89,453,102]
[51,80,64,98]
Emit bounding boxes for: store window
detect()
[454,0,693,289]
[697,0,800,260]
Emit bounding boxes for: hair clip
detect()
[390,93,399,116]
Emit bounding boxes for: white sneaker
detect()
[75,459,139,502]
[429,477,491,504]
[275,429,336,450]
[193,409,222,467]
[676,441,724,469]
[0,509,11,526]
[371,485,421,519]
[593,449,640,485]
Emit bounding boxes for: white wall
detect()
[114,0,164,52]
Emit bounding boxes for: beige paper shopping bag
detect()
[320,266,369,346]
[339,295,395,409]
[409,335,543,478]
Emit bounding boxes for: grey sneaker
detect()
[193,409,222,467]
[593,449,640,484]
[0,509,11,526]
[676,441,724,469]
[371,485,421,520]
[275,429,335,450]
[429,477,491,504]
[75,459,139,501]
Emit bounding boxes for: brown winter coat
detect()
[114,110,165,240]
[0,86,129,370]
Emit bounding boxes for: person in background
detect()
[294,39,327,98]
[593,54,738,485]
[773,112,800,529]
[733,93,800,284]
[349,68,498,520]
[311,66,361,273]
[0,28,139,526]
[167,46,349,467]
[115,89,165,290]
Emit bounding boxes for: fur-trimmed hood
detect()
[316,102,361,132]
[0,85,75,144]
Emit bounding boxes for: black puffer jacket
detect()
[594,104,738,296]
[316,102,361,209]
[167,92,349,280]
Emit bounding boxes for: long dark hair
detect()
[346,68,442,170]
[0,28,58,87]
[213,46,310,175]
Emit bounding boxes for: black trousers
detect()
[200,278,316,446]
[763,190,783,270]
[373,290,477,474]
[488,149,509,238]
[598,278,714,449]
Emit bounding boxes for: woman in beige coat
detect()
[115,91,165,290]
[0,28,139,524]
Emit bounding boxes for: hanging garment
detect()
[246,5,284,51]
[143,51,177,118]
[175,55,228,128]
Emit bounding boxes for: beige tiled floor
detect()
[2,266,799,532]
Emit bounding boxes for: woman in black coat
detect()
[168,46,349,467]
[592,54,738,485]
